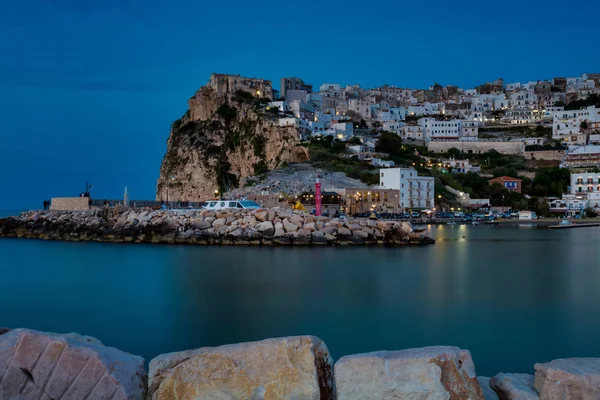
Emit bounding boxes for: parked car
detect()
[411,212,420,218]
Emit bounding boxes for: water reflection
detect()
[0,226,599,376]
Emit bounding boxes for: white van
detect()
[518,211,537,220]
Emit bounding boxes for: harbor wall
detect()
[0,207,434,246]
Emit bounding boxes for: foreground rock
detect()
[0,328,146,399]
[0,207,435,247]
[534,358,600,399]
[478,377,499,400]
[489,373,538,399]
[148,335,334,400]
[335,346,484,399]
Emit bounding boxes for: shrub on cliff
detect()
[216,103,237,123]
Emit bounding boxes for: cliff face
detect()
[156,85,308,202]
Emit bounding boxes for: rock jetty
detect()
[0,207,435,246]
[2,327,600,399]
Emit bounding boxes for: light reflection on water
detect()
[0,224,599,376]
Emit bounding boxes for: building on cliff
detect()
[208,73,274,100]
[281,77,312,100]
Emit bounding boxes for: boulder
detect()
[311,231,326,243]
[0,327,10,336]
[321,226,338,235]
[255,221,275,237]
[148,336,334,400]
[302,222,316,232]
[335,346,483,400]
[478,376,499,400]
[193,220,211,230]
[283,219,299,233]
[489,373,537,399]
[346,223,362,231]
[254,210,268,222]
[0,328,146,400]
[353,230,369,240]
[337,227,352,237]
[290,214,304,226]
[212,218,226,227]
[534,358,600,399]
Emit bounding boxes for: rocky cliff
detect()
[156,84,309,202]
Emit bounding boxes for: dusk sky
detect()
[1,0,599,209]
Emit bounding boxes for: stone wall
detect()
[428,140,525,155]
[0,208,434,246]
[525,150,565,160]
[50,197,90,211]
[2,327,599,399]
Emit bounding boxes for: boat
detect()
[447,221,456,225]
[200,199,262,210]
[471,221,479,226]
[549,220,600,229]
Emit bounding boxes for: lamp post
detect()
[502,195,505,213]
[166,175,175,206]
[214,189,219,199]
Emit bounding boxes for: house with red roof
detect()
[488,176,522,193]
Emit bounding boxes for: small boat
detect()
[471,221,479,226]
[201,199,262,210]
[549,220,600,229]
[447,221,456,225]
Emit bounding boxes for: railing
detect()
[90,199,206,209]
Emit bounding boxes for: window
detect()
[381,172,384,177]
[209,201,217,207]
[228,202,237,208]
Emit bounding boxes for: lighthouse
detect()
[315,175,322,216]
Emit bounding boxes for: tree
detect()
[581,120,589,130]
[447,147,462,158]
[348,136,361,145]
[375,132,403,155]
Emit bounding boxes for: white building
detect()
[383,121,406,134]
[510,91,538,108]
[371,158,395,167]
[570,172,600,195]
[379,168,435,209]
[348,99,373,120]
[403,125,424,140]
[551,106,600,143]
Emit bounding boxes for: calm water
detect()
[1,210,600,376]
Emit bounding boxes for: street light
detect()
[166,175,175,206]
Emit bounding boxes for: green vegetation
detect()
[565,94,600,110]
[375,132,428,166]
[478,124,552,138]
[216,103,237,123]
[307,136,379,185]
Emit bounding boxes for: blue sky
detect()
[1,0,599,209]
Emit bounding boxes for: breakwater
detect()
[1,327,598,399]
[0,207,434,246]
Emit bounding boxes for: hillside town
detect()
[196,72,600,219]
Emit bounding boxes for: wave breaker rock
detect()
[147,335,334,400]
[0,328,146,399]
[489,373,538,399]
[335,346,484,400]
[534,358,600,400]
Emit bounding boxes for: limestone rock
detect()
[337,227,352,237]
[193,220,211,230]
[254,210,268,222]
[534,358,600,400]
[0,328,146,400]
[489,373,538,399]
[311,231,326,243]
[321,226,338,235]
[148,336,334,400]
[283,219,299,232]
[478,377,500,400]
[255,221,275,237]
[335,346,484,400]
[212,218,226,227]
[302,222,315,232]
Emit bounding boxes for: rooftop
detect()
[488,176,523,183]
